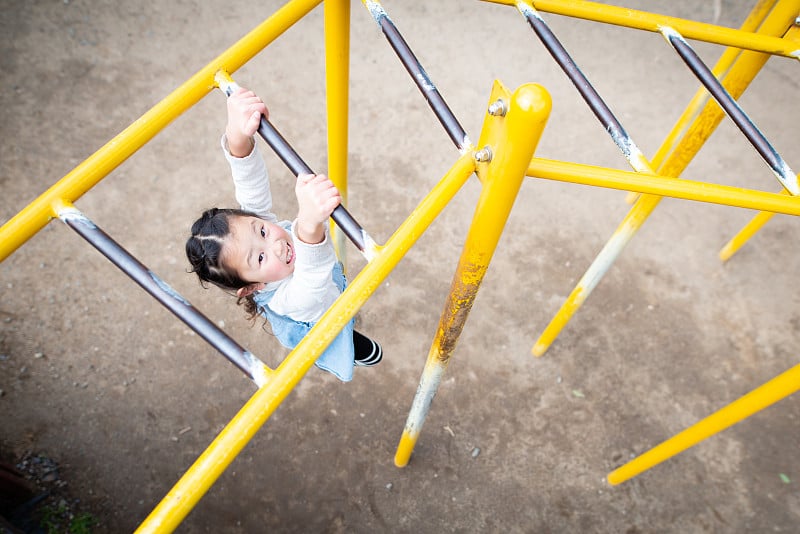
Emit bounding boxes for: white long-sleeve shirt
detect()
[222,135,340,323]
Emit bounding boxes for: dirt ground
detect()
[2,0,799,532]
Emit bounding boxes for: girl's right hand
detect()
[225,87,269,157]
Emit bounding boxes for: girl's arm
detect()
[268,174,342,322]
[222,88,278,222]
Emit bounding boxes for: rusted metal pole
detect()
[395,81,552,467]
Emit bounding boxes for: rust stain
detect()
[436,261,487,360]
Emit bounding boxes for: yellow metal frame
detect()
[1,1,799,531]
[325,0,352,267]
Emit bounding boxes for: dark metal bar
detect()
[363,1,470,151]
[218,79,372,254]
[254,117,369,252]
[661,26,799,195]
[58,206,268,384]
[518,3,648,171]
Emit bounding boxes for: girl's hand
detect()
[295,174,341,244]
[225,87,268,157]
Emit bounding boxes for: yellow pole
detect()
[0,0,323,263]
[532,0,800,356]
[395,81,552,467]
[608,363,800,485]
[325,0,351,267]
[527,159,800,216]
[719,210,776,261]
[135,152,476,533]
[483,0,799,59]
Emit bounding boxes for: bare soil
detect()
[2,1,799,532]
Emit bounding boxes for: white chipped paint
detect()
[404,361,446,434]
[612,132,651,174]
[247,355,270,387]
[776,160,800,195]
[627,150,652,174]
[214,71,240,97]
[57,206,96,229]
[415,70,436,93]
[609,128,632,158]
[459,136,473,155]
[578,223,637,298]
[150,272,192,306]
[658,25,683,46]
[361,231,380,262]
[364,0,387,22]
[516,1,541,21]
[791,50,800,60]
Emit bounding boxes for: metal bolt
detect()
[487,99,507,116]
[474,146,493,162]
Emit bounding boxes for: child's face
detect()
[223,215,295,285]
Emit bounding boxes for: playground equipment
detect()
[1,1,799,531]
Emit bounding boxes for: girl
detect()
[185,87,381,382]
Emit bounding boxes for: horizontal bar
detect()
[527,157,800,216]
[215,72,377,259]
[362,0,472,152]
[517,1,650,173]
[484,0,800,59]
[56,202,272,387]
[660,26,799,195]
[0,0,323,264]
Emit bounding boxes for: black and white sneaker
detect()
[353,330,383,367]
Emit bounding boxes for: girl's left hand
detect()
[295,174,341,243]
[296,173,341,225]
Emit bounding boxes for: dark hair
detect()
[186,207,260,316]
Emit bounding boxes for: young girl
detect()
[185,87,381,382]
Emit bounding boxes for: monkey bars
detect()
[1,1,798,532]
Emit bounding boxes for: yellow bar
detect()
[532,0,800,356]
[396,81,552,467]
[527,159,800,216]
[608,363,800,485]
[136,152,476,533]
[325,0,351,267]
[483,0,800,58]
[0,0,323,264]
[719,210,776,261]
